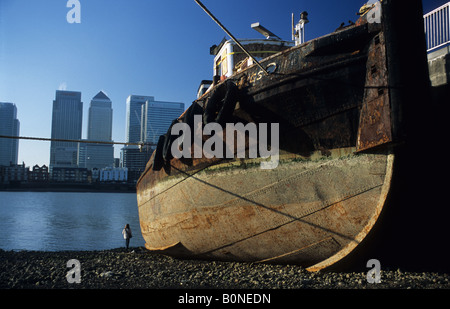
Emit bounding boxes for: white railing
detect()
[424,2,450,52]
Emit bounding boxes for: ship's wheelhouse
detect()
[211,39,294,82]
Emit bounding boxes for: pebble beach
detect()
[1,247,449,290]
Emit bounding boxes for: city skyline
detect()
[0,0,444,167]
[1,88,186,170]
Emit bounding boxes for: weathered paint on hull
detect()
[136,0,430,271]
[137,150,394,271]
[136,20,393,271]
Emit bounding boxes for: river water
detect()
[0,191,145,251]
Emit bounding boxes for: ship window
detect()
[215,57,222,76]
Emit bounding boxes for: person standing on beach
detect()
[122,224,133,250]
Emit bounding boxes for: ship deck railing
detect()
[424,1,450,53]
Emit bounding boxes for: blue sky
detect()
[0,0,446,166]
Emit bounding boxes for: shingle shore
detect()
[1,247,449,289]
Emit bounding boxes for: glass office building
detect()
[122,95,184,182]
[0,102,20,166]
[78,91,114,170]
[142,100,185,146]
[125,95,155,144]
[49,90,83,174]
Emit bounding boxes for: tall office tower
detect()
[0,102,20,166]
[122,95,154,181]
[121,95,184,182]
[78,91,114,170]
[88,91,113,141]
[49,91,83,174]
[125,95,155,144]
[142,99,185,146]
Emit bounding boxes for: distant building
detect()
[121,95,153,182]
[51,167,89,183]
[125,95,154,144]
[0,162,28,184]
[49,91,83,177]
[121,95,184,182]
[100,167,128,182]
[142,99,185,146]
[91,167,100,182]
[120,146,152,183]
[0,102,20,166]
[87,91,113,142]
[78,91,114,170]
[78,142,114,170]
[28,164,49,182]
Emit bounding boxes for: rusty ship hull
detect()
[136,1,430,271]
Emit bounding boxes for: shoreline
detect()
[0,183,136,193]
[1,247,449,290]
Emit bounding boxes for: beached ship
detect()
[136,0,430,271]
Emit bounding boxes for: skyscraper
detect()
[142,100,185,146]
[124,95,184,145]
[0,102,20,166]
[121,95,184,182]
[49,90,83,174]
[87,91,113,141]
[78,91,114,170]
[121,95,154,181]
[125,95,155,144]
